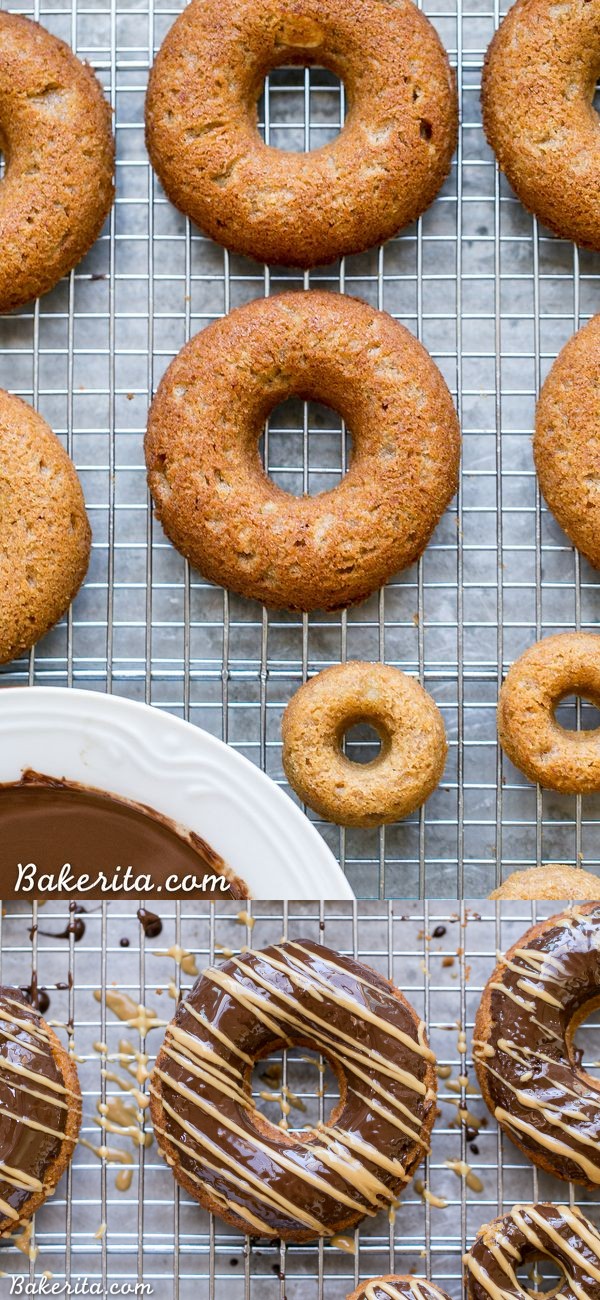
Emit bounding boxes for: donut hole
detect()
[569,997,600,1082]
[516,1256,566,1299]
[258,66,347,152]
[251,1044,341,1132]
[336,715,390,768]
[342,721,384,765]
[553,691,600,734]
[262,397,350,495]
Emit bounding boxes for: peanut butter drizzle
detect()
[464,1204,600,1300]
[475,903,600,1185]
[0,989,72,1229]
[152,940,436,1239]
[153,945,199,977]
[94,989,165,1037]
[361,1281,450,1300]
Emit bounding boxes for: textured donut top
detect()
[465,1203,600,1299]
[0,989,75,1230]
[356,1280,451,1300]
[151,940,437,1238]
[474,903,600,1186]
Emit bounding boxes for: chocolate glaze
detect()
[0,988,74,1231]
[474,902,600,1188]
[21,977,50,1015]
[465,1203,600,1300]
[137,908,163,939]
[352,1280,451,1300]
[0,772,248,900]
[150,940,437,1242]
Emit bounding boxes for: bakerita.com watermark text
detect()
[14,862,230,895]
[9,1280,152,1296]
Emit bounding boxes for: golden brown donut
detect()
[473,904,600,1188]
[482,0,600,249]
[0,988,82,1235]
[498,632,600,793]
[490,864,600,900]
[145,0,458,268]
[281,661,447,827]
[0,389,91,664]
[348,1279,452,1300]
[534,316,600,568]
[145,292,460,613]
[0,11,114,313]
[464,1205,600,1300]
[150,940,437,1242]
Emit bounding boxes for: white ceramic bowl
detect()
[0,687,353,900]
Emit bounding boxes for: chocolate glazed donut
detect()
[348,1278,452,1300]
[0,988,81,1233]
[464,1203,600,1300]
[474,903,600,1188]
[150,940,437,1242]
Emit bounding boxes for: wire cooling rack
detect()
[1,0,600,897]
[0,899,598,1297]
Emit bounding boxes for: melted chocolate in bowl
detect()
[0,773,248,900]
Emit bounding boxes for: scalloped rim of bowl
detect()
[0,687,353,901]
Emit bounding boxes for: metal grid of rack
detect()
[1,0,600,896]
[0,899,598,1296]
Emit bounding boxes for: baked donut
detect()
[0,12,114,313]
[281,662,447,827]
[497,632,600,792]
[0,988,81,1234]
[482,0,600,249]
[490,864,600,900]
[0,390,91,664]
[464,1204,600,1300]
[473,902,600,1188]
[145,0,457,269]
[535,316,600,568]
[348,1278,452,1300]
[145,292,460,613]
[150,939,437,1242]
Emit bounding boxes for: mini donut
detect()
[497,632,600,793]
[0,988,81,1234]
[490,864,600,900]
[150,939,437,1242]
[348,1278,452,1300]
[145,0,457,269]
[145,292,460,613]
[0,11,114,313]
[473,903,600,1188]
[464,1204,600,1300]
[281,662,447,827]
[534,316,600,568]
[482,0,600,249]
[0,389,91,664]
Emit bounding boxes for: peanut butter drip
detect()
[360,1279,452,1300]
[151,940,437,1240]
[464,1203,600,1300]
[0,989,72,1230]
[474,903,600,1185]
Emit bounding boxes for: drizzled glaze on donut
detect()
[474,903,600,1188]
[464,1203,600,1300]
[0,988,81,1233]
[150,940,437,1241]
[349,1277,452,1300]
